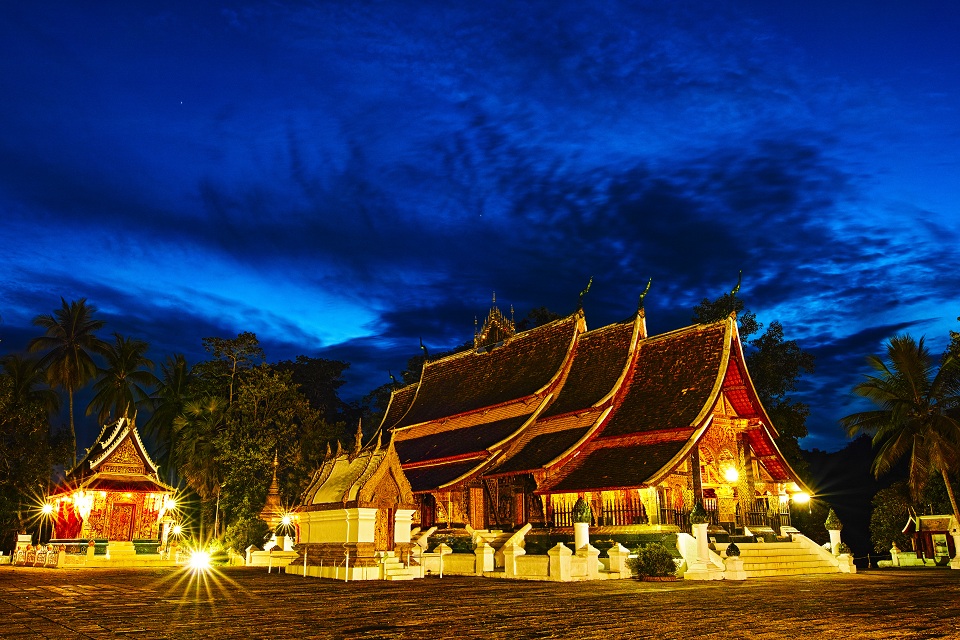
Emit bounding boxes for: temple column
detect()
[691,447,703,505]
[737,433,756,531]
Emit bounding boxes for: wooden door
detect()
[374,509,395,551]
[470,487,485,529]
[109,503,135,541]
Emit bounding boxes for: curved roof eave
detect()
[592,313,645,408]
[437,452,503,490]
[729,320,781,438]
[542,405,614,471]
[642,315,735,486]
[754,423,811,491]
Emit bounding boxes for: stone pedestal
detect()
[574,522,589,550]
[548,543,572,581]
[503,543,524,579]
[684,522,723,581]
[950,531,960,570]
[723,556,746,580]
[828,529,841,555]
[576,544,601,579]
[606,543,630,577]
[474,542,494,575]
[838,554,857,573]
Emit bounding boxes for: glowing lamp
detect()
[723,467,739,483]
[41,503,54,516]
[188,550,211,572]
[281,514,292,527]
[792,492,810,505]
[171,524,183,537]
[73,490,94,521]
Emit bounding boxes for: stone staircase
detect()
[473,530,513,550]
[736,541,840,578]
[379,551,416,580]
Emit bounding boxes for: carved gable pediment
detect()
[99,436,146,475]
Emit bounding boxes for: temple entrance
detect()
[108,503,135,541]
[374,508,395,551]
[470,487,486,529]
[420,494,436,528]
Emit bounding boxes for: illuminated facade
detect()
[382,298,808,537]
[49,415,174,543]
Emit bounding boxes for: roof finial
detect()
[578,276,594,311]
[389,370,398,387]
[492,291,496,306]
[325,441,332,460]
[510,305,515,323]
[354,418,363,454]
[420,336,429,359]
[730,270,742,317]
[637,277,653,312]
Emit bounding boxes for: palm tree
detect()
[841,335,960,519]
[174,396,225,508]
[0,355,60,417]
[86,333,158,424]
[145,354,195,484]
[28,298,108,465]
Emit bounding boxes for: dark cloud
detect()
[1,1,958,453]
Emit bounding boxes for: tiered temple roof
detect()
[59,415,172,494]
[382,300,803,497]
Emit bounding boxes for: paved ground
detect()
[1,566,958,639]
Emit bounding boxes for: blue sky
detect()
[1,1,958,452]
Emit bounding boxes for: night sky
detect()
[1,1,958,453]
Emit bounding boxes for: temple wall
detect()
[299,508,379,545]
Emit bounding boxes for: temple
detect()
[381,295,809,540]
[47,414,176,561]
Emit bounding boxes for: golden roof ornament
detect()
[637,277,652,312]
[578,276,594,311]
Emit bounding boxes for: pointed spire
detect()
[729,270,742,317]
[335,439,343,457]
[325,441,332,460]
[637,278,652,312]
[354,419,363,453]
[731,270,742,297]
[578,276,594,311]
[492,291,496,306]
[374,427,382,451]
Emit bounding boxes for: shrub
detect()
[838,542,851,555]
[824,508,843,531]
[572,497,592,524]
[627,542,677,579]
[689,501,710,525]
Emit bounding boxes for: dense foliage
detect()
[842,335,960,520]
[627,542,677,578]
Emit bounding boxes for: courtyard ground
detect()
[0,566,957,639]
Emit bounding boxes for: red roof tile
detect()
[394,314,579,427]
[403,459,488,493]
[539,441,687,493]
[601,321,728,438]
[541,319,635,418]
[381,383,418,430]
[488,425,593,476]
[394,414,530,465]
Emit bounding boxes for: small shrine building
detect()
[381,295,809,537]
[48,415,175,545]
[291,428,418,579]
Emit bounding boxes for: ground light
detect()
[188,550,212,572]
